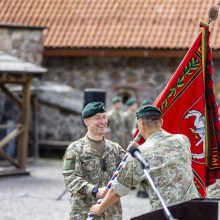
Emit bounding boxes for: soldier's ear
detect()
[83,119,89,126]
[138,120,144,130]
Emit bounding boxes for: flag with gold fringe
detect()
[135,20,220,197]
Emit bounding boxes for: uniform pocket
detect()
[81,154,98,171]
[82,159,97,171]
[105,156,117,173]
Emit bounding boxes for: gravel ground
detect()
[0,159,151,220]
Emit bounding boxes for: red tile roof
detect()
[0,0,219,50]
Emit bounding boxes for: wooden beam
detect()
[0,85,22,108]
[0,126,23,149]
[0,168,29,177]
[31,95,39,159]
[0,74,31,84]
[0,124,21,129]
[0,150,20,168]
[44,48,186,58]
[17,78,32,169]
[44,48,220,58]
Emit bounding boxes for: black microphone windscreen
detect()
[128,146,140,157]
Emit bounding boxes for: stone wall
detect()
[43,57,184,108]
[43,56,220,106]
[1,25,220,145]
[38,104,86,141]
[1,54,220,143]
[0,25,44,64]
[35,81,85,141]
[38,56,220,142]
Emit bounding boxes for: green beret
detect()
[125,97,136,106]
[82,102,105,118]
[112,96,122,104]
[141,99,151,106]
[136,105,161,120]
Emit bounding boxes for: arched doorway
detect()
[113,85,139,105]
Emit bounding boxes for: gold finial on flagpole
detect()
[208,1,220,23]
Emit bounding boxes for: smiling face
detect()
[84,112,108,136]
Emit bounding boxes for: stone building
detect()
[0,0,220,147]
[0,24,44,65]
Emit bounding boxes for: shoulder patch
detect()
[63,154,76,170]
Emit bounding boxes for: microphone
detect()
[128,146,149,169]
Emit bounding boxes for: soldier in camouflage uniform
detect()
[62,102,126,220]
[123,97,138,145]
[207,180,220,198]
[90,105,199,216]
[106,96,125,148]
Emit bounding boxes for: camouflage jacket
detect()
[112,131,199,210]
[207,181,220,198]
[123,111,136,144]
[62,135,126,220]
[107,109,125,147]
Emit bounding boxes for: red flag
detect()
[134,21,220,197]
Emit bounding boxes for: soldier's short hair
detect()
[139,113,161,127]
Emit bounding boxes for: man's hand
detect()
[96,187,108,199]
[90,188,120,216]
[127,141,140,151]
[90,204,105,215]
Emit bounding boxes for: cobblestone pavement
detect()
[0,159,151,220]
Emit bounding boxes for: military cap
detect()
[136,105,161,120]
[112,95,122,104]
[82,102,105,118]
[141,99,151,106]
[125,97,136,106]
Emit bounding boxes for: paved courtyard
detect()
[0,159,151,220]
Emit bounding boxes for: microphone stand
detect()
[139,160,176,220]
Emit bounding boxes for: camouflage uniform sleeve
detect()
[62,144,95,197]
[124,115,128,133]
[112,142,126,164]
[106,113,112,133]
[180,134,191,150]
[118,143,126,160]
[112,156,143,197]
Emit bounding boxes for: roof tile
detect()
[0,0,219,49]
